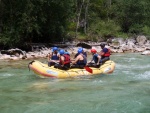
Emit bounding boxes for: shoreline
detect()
[0,45,149,61]
[0,35,150,60]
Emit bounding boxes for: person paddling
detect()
[47,47,59,66]
[74,47,87,58]
[71,48,87,69]
[99,43,110,64]
[54,49,70,70]
[87,49,101,68]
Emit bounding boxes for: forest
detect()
[0,0,150,49]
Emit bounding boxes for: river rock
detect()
[136,35,147,45]
[135,47,146,52]
[141,50,150,55]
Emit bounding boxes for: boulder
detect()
[141,50,150,55]
[135,47,146,52]
[127,41,135,50]
[1,48,26,59]
[136,35,147,45]
[77,42,92,49]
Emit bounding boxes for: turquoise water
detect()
[0,53,150,113]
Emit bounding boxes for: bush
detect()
[88,20,121,40]
[142,26,150,36]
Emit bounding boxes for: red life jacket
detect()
[102,48,111,57]
[60,54,70,65]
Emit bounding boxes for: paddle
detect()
[84,66,93,73]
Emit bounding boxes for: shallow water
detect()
[0,53,150,113]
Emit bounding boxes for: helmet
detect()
[59,49,65,55]
[91,49,97,53]
[100,43,105,48]
[78,47,83,51]
[78,48,83,54]
[53,47,58,51]
[65,52,70,55]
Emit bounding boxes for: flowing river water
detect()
[0,53,150,113]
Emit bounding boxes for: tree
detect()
[112,0,150,34]
[0,0,74,48]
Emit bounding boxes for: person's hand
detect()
[88,61,91,63]
[70,64,73,68]
[97,63,99,65]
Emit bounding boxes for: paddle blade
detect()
[84,66,93,73]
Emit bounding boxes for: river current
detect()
[0,53,150,113]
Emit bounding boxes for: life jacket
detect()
[60,54,70,65]
[51,52,59,60]
[74,52,87,58]
[77,54,87,65]
[101,48,111,57]
[83,52,87,57]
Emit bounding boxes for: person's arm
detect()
[61,56,65,66]
[72,56,80,65]
[97,55,101,65]
[99,50,104,56]
[47,53,52,62]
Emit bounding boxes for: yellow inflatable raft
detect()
[28,60,115,78]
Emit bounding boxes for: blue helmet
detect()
[52,47,58,51]
[78,48,83,54]
[59,49,65,55]
[65,52,70,55]
[78,47,83,51]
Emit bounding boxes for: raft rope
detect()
[28,60,35,71]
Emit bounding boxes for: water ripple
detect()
[0,73,14,77]
[136,71,150,79]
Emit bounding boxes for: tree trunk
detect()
[75,0,85,38]
[0,0,3,33]
[84,0,90,34]
[107,0,111,22]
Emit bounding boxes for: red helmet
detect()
[91,49,97,53]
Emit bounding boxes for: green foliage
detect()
[115,32,129,39]
[142,26,150,36]
[0,0,74,47]
[0,0,150,48]
[113,0,150,34]
[76,33,88,41]
[88,20,121,38]
[129,24,143,34]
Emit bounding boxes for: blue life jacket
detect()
[77,54,87,65]
[74,52,87,58]
[51,53,59,60]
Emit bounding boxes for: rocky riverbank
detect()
[0,35,150,60]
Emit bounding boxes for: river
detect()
[0,53,150,113]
